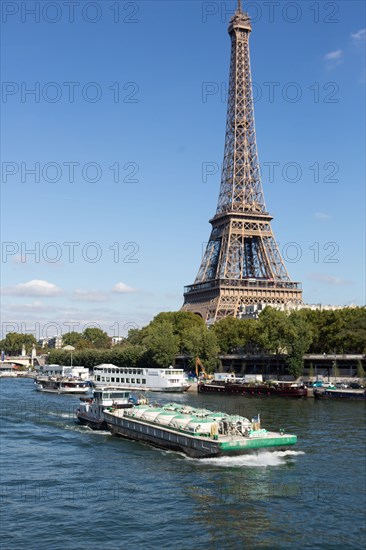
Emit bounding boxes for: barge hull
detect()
[313,389,365,400]
[198,383,307,397]
[76,413,107,430]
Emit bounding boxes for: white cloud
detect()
[307,273,351,286]
[324,49,343,61]
[2,280,62,297]
[3,301,54,313]
[314,212,331,220]
[323,49,343,69]
[12,255,25,265]
[351,29,366,43]
[112,282,137,294]
[72,289,109,303]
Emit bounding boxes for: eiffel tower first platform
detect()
[182,1,303,323]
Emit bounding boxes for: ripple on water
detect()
[1,378,365,550]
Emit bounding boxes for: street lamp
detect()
[63,345,75,369]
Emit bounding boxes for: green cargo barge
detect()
[104,403,297,458]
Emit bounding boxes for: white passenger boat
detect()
[35,376,90,394]
[93,364,190,392]
[76,387,141,430]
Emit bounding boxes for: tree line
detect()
[1,307,365,378]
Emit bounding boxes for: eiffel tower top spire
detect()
[216,3,263,217]
[230,0,251,31]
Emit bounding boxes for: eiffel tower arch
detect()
[182,1,303,323]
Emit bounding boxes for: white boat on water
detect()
[93,364,190,392]
[35,376,91,394]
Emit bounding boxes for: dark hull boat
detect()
[198,381,308,398]
[313,388,365,400]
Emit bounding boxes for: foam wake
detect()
[194,450,305,468]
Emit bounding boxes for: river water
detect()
[0,378,365,549]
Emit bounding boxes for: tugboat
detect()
[104,402,298,458]
[76,387,142,430]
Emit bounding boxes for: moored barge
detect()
[313,387,366,400]
[198,379,307,398]
[104,402,297,458]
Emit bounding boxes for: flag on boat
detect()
[251,414,260,430]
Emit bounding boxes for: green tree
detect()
[109,344,145,368]
[285,312,313,378]
[332,360,340,379]
[126,327,147,346]
[213,317,243,353]
[256,307,290,354]
[357,360,365,379]
[62,331,83,347]
[308,363,315,379]
[143,320,180,368]
[200,329,220,372]
[82,328,111,349]
[0,332,37,355]
[180,324,219,371]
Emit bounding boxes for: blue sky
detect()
[1,0,365,339]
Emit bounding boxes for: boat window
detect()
[136,379,140,384]
[111,377,115,382]
[126,378,130,383]
[101,377,105,382]
[128,370,132,374]
[131,379,135,384]
[133,370,136,375]
[96,376,100,381]
[108,369,111,373]
[142,379,146,384]
[121,378,125,383]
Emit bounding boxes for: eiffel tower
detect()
[182,1,303,322]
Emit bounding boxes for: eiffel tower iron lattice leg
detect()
[182,2,302,323]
